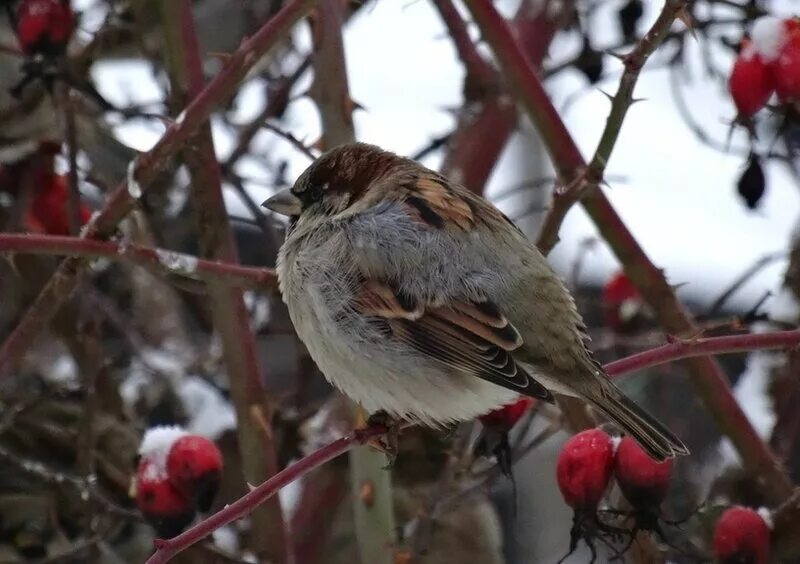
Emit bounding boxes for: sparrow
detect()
[263,143,688,461]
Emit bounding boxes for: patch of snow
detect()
[138,425,188,481]
[212,526,239,554]
[177,376,237,440]
[278,478,304,521]
[127,159,142,199]
[751,17,787,62]
[155,249,199,275]
[758,506,774,529]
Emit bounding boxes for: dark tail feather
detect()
[589,388,689,461]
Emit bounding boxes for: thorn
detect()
[630,96,647,105]
[246,482,256,492]
[606,50,627,63]
[349,97,366,112]
[597,88,614,103]
[153,539,168,549]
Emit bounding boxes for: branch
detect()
[536,0,688,253]
[605,330,800,377]
[0,234,277,290]
[309,2,398,561]
[159,1,289,560]
[144,425,387,564]
[0,0,318,381]
[463,0,794,505]
[143,328,800,562]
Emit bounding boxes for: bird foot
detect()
[366,410,400,469]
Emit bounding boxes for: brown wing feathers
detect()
[353,280,554,403]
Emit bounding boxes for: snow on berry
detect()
[729,40,775,119]
[713,506,771,564]
[15,0,76,56]
[750,16,787,62]
[557,428,615,510]
[138,425,189,482]
[602,271,643,332]
[613,436,672,508]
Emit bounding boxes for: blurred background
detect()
[0,0,798,562]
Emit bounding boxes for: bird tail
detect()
[588,385,689,462]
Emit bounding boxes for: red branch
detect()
[0,234,277,290]
[143,329,800,562]
[144,425,387,564]
[605,330,800,376]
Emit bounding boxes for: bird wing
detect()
[353,279,554,403]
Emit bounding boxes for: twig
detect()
[463,0,793,505]
[605,329,800,376]
[0,443,137,519]
[144,425,387,564]
[0,234,278,290]
[535,0,689,253]
[0,0,319,381]
[705,252,785,317]
[159,1,289,560]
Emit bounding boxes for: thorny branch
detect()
[463,0,794,505]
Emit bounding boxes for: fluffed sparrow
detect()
[263,143,688,461]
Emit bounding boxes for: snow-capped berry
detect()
[556,428,615,510]
[479,397,534,429]
[729,41,775,119]
[166,434,224,512]
[134,459,195,539]
[613,436,672,508]
[15,0,76,56]
[713,506,771,564]
[602,271,644,332]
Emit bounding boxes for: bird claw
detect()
[366,410,400,469]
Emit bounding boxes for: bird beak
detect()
[262,189,302,217]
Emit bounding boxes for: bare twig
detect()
[0,234,278,290]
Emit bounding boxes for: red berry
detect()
[26,173,91,235]
[135,459,195,538]
[602,271,642,331]
[613,436,672,508]
[556,429,615,510]
[729,42,775,119]
[479,397,534,429]
[167,435,224,512]
[774,33,800,101]
[713,506,771,564]
[15,0,75,56]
